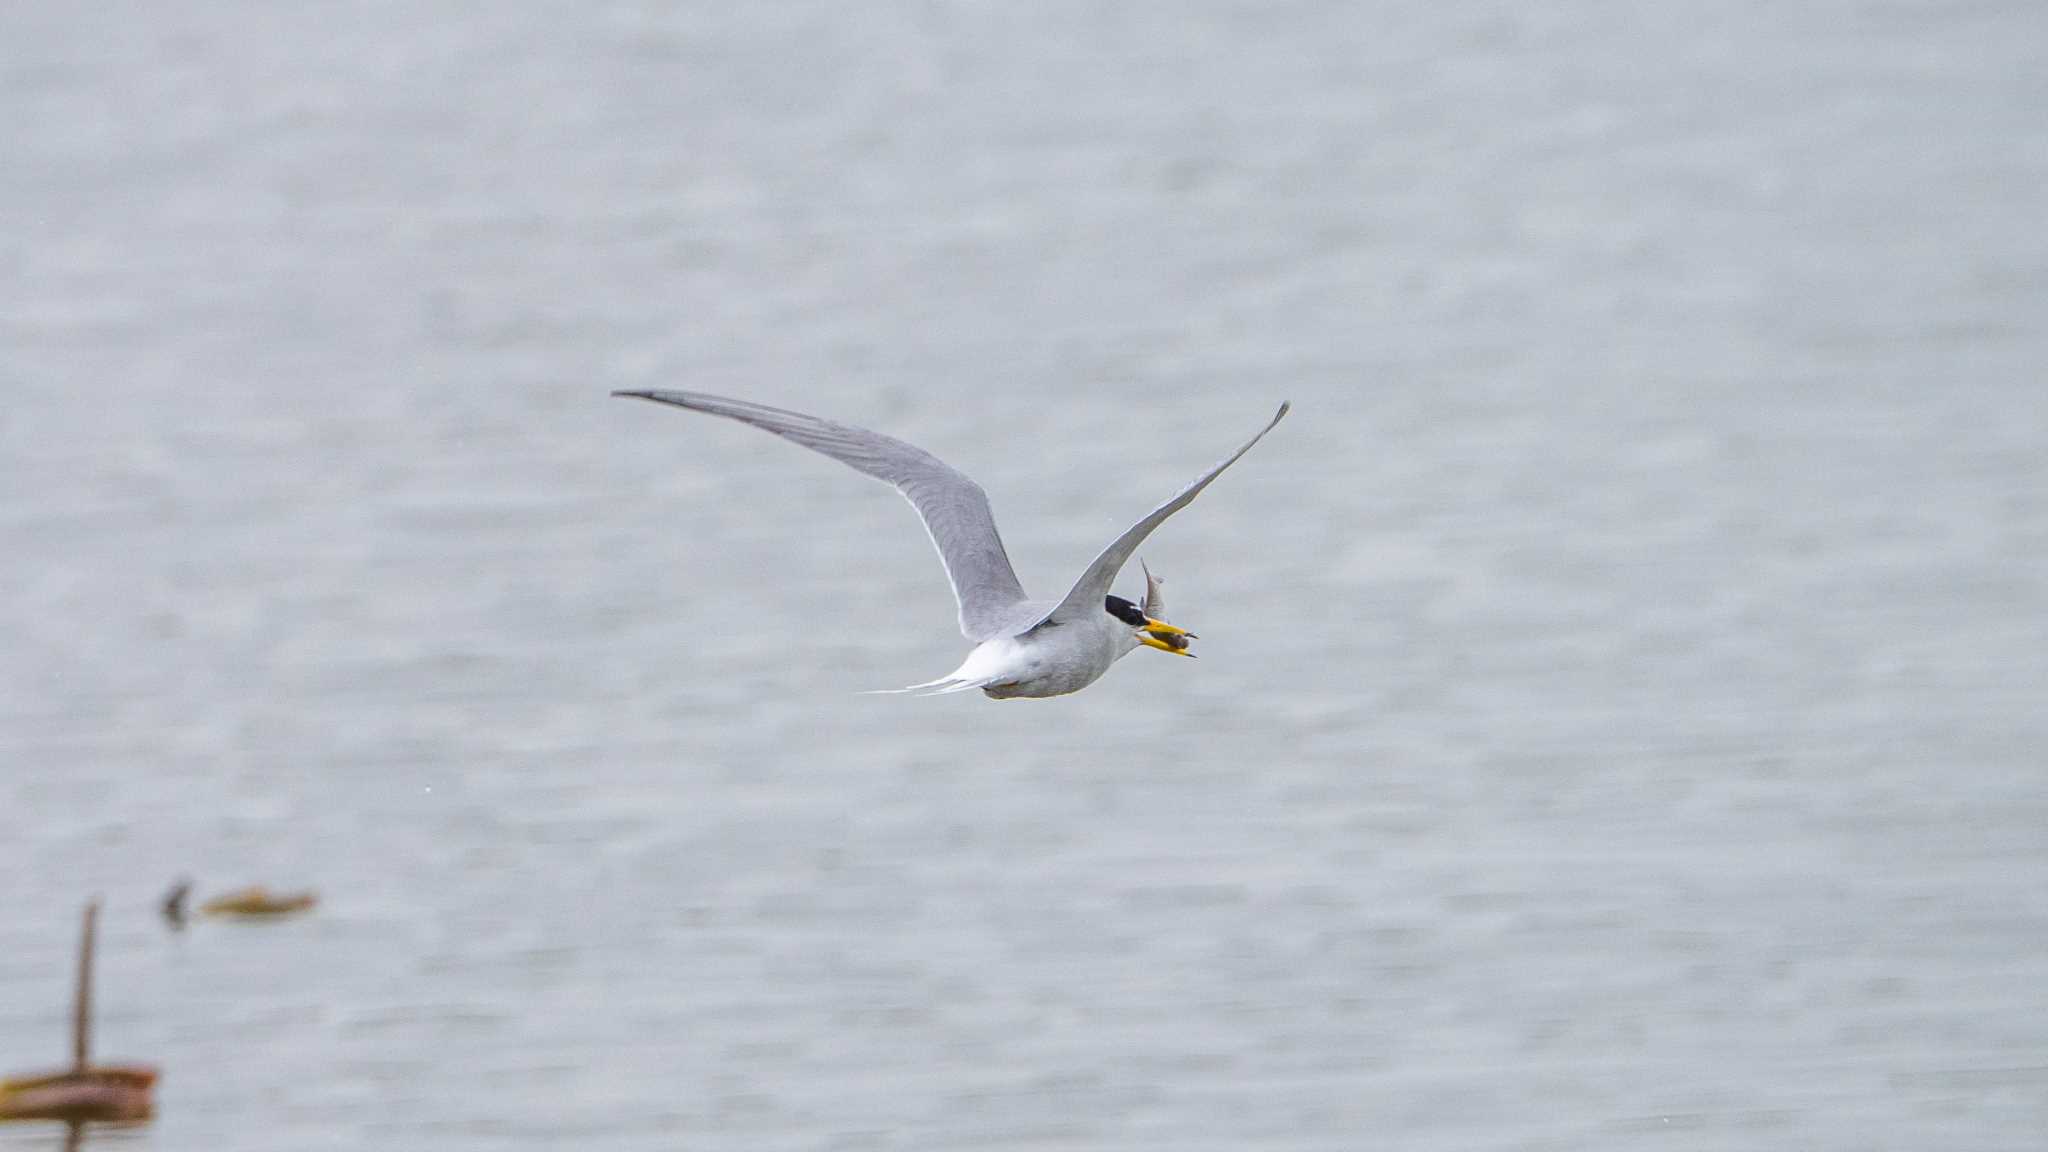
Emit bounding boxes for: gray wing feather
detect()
[1139,558,1166,620]
[614,390,1031,640]
[1037,402,1289,629]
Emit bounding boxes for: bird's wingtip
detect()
[613,389,698,408]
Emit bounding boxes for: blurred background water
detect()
[3,1,2046,1148]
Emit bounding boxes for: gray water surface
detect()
[4,2,2046,1149]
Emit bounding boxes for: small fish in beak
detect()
[1134,560,1197,655]
[1137,620,1197,656]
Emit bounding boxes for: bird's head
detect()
[1105,594,1196,657]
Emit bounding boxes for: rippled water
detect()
[4,2,2046,1148]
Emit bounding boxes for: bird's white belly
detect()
[960,621,1128,700]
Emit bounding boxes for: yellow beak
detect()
[1137,618,1197,657]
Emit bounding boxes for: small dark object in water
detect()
[160,878,192,929]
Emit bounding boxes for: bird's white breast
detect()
[963,612,1135,699]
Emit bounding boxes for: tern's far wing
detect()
[615,390,1030,640]
[1036,402,1289,629]
[1139,558,1166,620]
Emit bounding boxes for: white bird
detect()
[613,390,1289,698]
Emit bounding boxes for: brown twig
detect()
[71,902,95,1074]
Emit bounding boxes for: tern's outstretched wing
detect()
[614,390,1030,640]
[1035,402,1289,630]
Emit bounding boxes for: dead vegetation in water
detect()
[0,902,159,1137]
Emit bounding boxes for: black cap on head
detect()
[1104,595,1147,627]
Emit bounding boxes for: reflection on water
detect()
[4,2,2047,1149]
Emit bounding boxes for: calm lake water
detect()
[4,2,2046,1149]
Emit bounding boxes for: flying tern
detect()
[613,390,1289,698]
